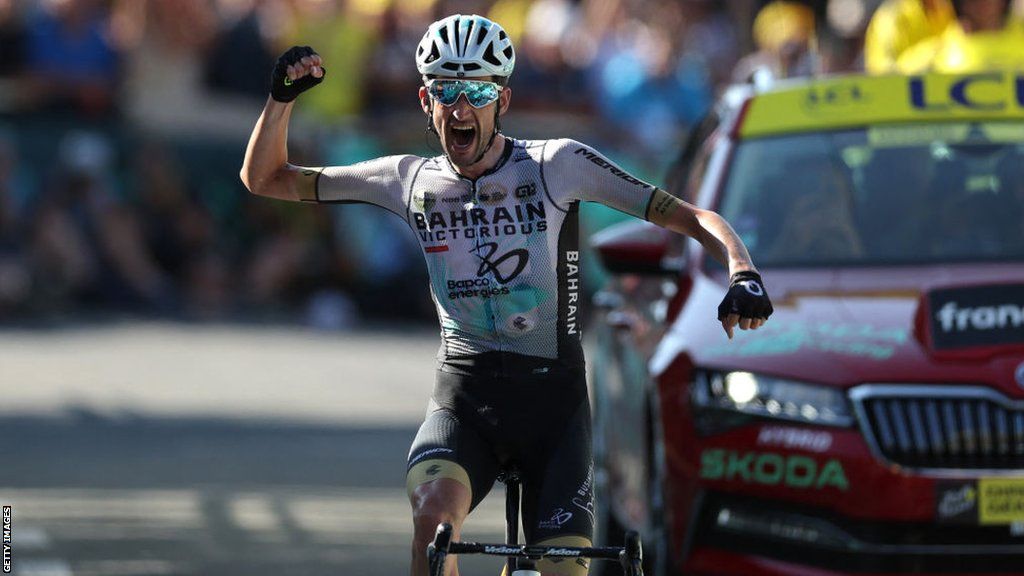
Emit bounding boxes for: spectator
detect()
[0,129,31,316]
[130,140,231,317]
[240,197,342,311]
[365,2,434,114]
[22,0,119,117]
[767,157,864,262]
[512,0,588,111]
[859,147,934,257]
[732,0,816,82]
[588,2,714,168]
[823,0,873,73]
[864,0,955,74]
[283,0,381,119]
[929,156,1018,257]
[112,0,262,139]
[0,0,26,78]
[679,0,740,90]
[31,131,171,312]
[203,0,279,101]
[978,152,1023,252]
[895,0,1024,71]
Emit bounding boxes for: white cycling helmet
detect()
[416,14,515,80]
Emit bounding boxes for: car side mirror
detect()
[590,220,684,275]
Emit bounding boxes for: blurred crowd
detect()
[0,0,1021,325]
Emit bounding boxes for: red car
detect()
[588,72,1024,575]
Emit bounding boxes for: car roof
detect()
[727,71,1024,139]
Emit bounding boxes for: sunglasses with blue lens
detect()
[425,79,501,108]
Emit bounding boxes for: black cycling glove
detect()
[717,271,773,321]
[270,46,326,103]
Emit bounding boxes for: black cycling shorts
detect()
[406,352,595,544]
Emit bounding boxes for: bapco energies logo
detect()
[447,243,530,300]
[538,508,574,530]
[473,242,528,284]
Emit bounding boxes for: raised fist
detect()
[270,46,326,103]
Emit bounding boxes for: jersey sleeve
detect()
[542,139,657,219]
[315,155,423,217]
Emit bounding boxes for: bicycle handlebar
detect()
[447,541,624,560]
[427,523,644,576]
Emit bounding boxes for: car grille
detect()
[851,385,1024,470]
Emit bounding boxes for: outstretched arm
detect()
[646,188,754,275]
[646,188,772,338]
[543,138,773,338]
[240,47,325,202]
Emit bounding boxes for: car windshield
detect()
[717,122,1024,267]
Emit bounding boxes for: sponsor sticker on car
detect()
[979,478,1024,525]
[699,449,849,491]
[927,283,1024,351]
[937,479,1024,525]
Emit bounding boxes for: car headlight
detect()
[693,371,854,427]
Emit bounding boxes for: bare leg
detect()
[410,477,472,576]
[536,536,593,576]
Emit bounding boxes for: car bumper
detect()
[669,422,1024,574]
[681,490,1024,574]
[684,546,1024,576]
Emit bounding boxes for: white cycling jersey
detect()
[315,137,657,365]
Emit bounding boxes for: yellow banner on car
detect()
[740,72,1024,138]
[978,478,1024,525]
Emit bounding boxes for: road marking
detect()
[14,558,73,576]
[13,526,50,550]
[228,495,277,532]
[72,560,177,576]
[0,486,507,543]
[1,486,512,575]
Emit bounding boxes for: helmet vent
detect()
[441,62,459,71]
[426,43,440,63]
[475,26,487,45]
[503,46,513,59]
[463,63,481,71]
[439,27,450,44]
[483,45,501,67]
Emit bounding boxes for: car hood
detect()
[652,264,1024,396]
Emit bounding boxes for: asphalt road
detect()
[0,323,507,576]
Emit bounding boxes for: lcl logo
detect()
[910,72,1024,111]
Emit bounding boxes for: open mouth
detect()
[448,125,477,153]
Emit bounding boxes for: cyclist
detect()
[240,14,773,576]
